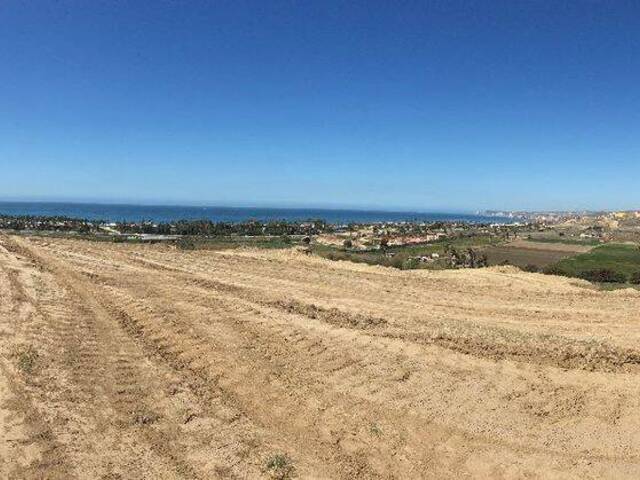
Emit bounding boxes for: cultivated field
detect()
[484,239,595,268]
[2,234,640,479]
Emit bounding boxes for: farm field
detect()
[2,234,640,479]
[483,239,594,268]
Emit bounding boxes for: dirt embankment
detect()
[2,234,640,479]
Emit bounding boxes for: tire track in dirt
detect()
[6,235,640,479]
[0,241,75,479]
[0,235,213,479]
[99,284,379,478]
[74,263,640,476]
[75,252,640,374]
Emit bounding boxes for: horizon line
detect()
[0,198,638,215]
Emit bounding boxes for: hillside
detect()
[2,234,640,479]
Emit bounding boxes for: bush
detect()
[630,271,640,285]
[577,269,627,284]
[542,265,566,276]
[521,264,540,273]
[343,239,353,249]
[176,237,197,250]
[401,258,420,270]
[386,256,405,269]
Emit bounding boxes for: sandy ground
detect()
[1,234,640,479]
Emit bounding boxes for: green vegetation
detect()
[521,264,541,273]
[577,269,627,283]
[265,453,295,479]
[15,345,39,374]
[119,219,330,236]
[526,236,602,246]
[313,235,499,270]
[549,244,640,283]
[176,235,302,251]
[369,422,383,436]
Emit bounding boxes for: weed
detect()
[369,422,383,436]
[15,345,39,374]
[265,453,295,479]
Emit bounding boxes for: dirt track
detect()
[2,234,640,479]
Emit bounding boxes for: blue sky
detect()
[1,1,639,212]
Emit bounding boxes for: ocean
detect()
[0,201,513,224]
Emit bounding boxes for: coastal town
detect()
[2,209,639,283]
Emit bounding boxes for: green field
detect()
[552,243,640,281]
[524,236,602,246]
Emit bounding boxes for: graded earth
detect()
[1,234,640,479]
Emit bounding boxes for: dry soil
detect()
[1,234,640,479]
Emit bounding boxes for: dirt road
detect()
[2,234,640,479]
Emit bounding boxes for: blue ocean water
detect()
[0,201,513,224]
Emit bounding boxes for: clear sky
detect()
[1,1,639,212]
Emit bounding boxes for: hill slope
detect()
[2,234,640,479]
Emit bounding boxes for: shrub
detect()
[387,256,405,269]
[401,258,420,270]
[542,265,565,276]
[629,271,640,285]
[280,234,291,244]
[343,239,353,249]
[265,454,294,479]
[521,264,540,273]
[176,237,197,250]
[577,269,627,284]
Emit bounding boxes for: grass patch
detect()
[14,345,39,374]
[549,243,640,282]
[526,236,602,246]
[265,453,295,479]
[176,236,302,251]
